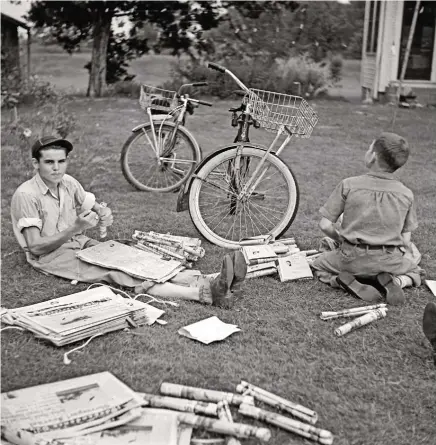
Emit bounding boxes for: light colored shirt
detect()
[10,173,95,262]
[320,171,418,246]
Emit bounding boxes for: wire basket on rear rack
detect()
[139,85,178,113]
[248,89,318,137]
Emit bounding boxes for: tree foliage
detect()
[26,1,364,97]
[27,1,226,96]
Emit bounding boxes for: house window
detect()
[398,1,436,80]
[366,0,380,53]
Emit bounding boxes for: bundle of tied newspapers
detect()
[0,286,165,346]
[132,231,205,263]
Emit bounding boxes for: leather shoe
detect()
[376,273,405,305]
[210,253,235,308]
[336,272,382,302]
[229,250,247,298]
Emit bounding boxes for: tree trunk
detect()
[87,11,112,97]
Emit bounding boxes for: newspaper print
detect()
[247,262,277,273]
[77,241,184,283]
[320,304,387,320]
[139,393,218,416]
[159,383,254,407]
[178,412,271,441]
[334,308,387,337]
[1,373,143,440]
[1,287,164,346]
[239,404,333,445]
[133,231,204,260]
[236,381,318,424]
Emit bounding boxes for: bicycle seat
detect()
[229,107,240,112]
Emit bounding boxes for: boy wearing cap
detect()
[311,132,423,305]
[10,136,247,308]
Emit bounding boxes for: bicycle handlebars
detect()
[195,99,213,107]
[207,62,226,73]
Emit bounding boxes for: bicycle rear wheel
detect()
[189,145,299,249]
[121,122,201,192]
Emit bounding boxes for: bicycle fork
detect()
[231,126,293,206]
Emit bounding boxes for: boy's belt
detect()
[344,240,399,251]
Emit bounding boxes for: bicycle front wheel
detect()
[121,122,201,192]
[189,145,299,249]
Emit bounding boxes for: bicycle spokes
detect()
[197,155,291,241]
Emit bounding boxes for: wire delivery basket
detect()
[139,85,178,113]
[248,89,318,137]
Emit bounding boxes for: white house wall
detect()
[361,0,376,89]
[377,0,404,94]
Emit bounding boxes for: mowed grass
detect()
[2,55,436,445]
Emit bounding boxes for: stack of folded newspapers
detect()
[77,240,185,283]
[0,286,165,346]
[132,230,205,263]
[0,372,145,445]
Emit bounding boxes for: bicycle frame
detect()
[177,68,295,210]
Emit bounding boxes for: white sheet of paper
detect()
[425,280,436,297]
[178,316,241,344]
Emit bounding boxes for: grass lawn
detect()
[2,56,436,445]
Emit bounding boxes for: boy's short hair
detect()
[31,136,73,161]
[373,132,409,172]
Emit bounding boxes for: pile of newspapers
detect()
[0,286,165,347]
[239,236,317,282]
[1,373,334,445]
[1,372,193,445]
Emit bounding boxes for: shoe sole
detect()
[423,302,436,343]
[337,272,382,302]
[376,273,405,306]
[212,254,235,309]
[230,251,248,297]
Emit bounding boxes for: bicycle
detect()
[177,62,318,249]
[121,82,213,192]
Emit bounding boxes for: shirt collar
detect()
[366,171,395,180]
[34,173,66,195]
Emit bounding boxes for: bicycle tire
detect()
[121,122,201,192]
[189,145,299,249]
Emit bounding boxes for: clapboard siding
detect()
[361,55,377,88]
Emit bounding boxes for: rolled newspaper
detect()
[334,308,387,337]
[217,401,242,445]
[320,304,387,321]
[99,202,107,238]
[178,412,271,441]
[236,381,318,424]
[239,404,333,445]
[246,268,277,279]
[160,383,254,406]
[279,238,296,245]
[139,392,218,416]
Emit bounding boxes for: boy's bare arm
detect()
[401,231,411,247]
[319,217,341,242]
[23,210,99,256]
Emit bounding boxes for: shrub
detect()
[163,53,334,100]
[108,79,142,97]
[2,77,77,163]
[329,54,343,85]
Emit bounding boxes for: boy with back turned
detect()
[311,132,423,305]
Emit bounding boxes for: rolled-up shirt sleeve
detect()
[11,192,42,232]
[319,180,347,223]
